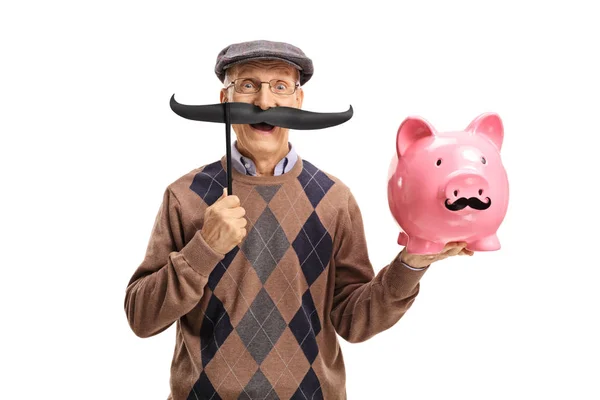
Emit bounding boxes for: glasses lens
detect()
[270,79,295,94]
[234,78,260,94]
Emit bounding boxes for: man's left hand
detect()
[400,242,474,269]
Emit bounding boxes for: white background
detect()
[2,0,599,399]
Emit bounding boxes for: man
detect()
[124,40,472,400]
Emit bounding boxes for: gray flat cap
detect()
[215,40,314,86]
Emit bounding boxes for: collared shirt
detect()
[231,141,298,176]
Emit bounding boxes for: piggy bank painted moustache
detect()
[387,113,509,255]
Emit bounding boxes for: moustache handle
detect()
[224,102,232,195]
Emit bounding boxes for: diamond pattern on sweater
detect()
[296,160,334,208]
[240,189,268,227]
[239,369,278,400]
[205,350,250,399]
[208,246,239,291]
[216,330,251,370]
[190,161,227,205]
[288,291,320,365]
[255,185,281,203]
[292,211,332,287]
[212,336,259,397]
[271,369,302,400]
[187,370,222,400]
[200,295,233,368]
[236,288,287,364]
[291,367,323,400]
[242,207,290,284]
[213,257,263,328]
[269,181,314,244]
[260,346,289,393]
[264,264,305,324]
[300,289,321,336]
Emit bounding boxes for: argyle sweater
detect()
[124,155,428,400]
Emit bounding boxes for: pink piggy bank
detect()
[387,113,509,255]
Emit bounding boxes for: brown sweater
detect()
[124,155,428,400]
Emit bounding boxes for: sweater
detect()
[124,155,428,400]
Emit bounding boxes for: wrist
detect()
[400,250,430,270]
[200,228,222,255]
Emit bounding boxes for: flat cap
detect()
[215,40,314,86]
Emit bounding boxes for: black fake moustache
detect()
[169,94,353,130]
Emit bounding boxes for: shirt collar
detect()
[231,140,298,176]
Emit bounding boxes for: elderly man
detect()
[125,40,471,400]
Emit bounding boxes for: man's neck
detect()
[236,143,290,177]
[251,151,286,176]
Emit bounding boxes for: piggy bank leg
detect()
[467,234,501,251]
[397,231,409,246]
[404,236,446,255]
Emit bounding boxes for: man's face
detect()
[220,60,304,163]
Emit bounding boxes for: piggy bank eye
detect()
[481,156,487,164]
[436,159,442,166]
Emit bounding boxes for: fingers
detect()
[440,241,469,257]
[217,187,229,203]
[446,246,464,257]
[401,241,475,267]
[237,228,247,243]
[441,242,476,257]
[460,248,474,256]
[442,241,464,253]
[215,193,241,210]
[224,206,246,219]
[234,216,248,228]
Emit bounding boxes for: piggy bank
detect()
[387,113,509,255]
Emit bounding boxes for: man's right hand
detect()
[200,188,247,255]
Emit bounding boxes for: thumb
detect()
[222,187,228,198]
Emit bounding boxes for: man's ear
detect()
[220,88,228,103]
[296,87,304,108]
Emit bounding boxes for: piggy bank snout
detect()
[444,172,490,201]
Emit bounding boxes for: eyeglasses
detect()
[225,78,300,95]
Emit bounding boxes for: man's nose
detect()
[253,83,277,110]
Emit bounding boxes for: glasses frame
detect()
[225,77,300,95]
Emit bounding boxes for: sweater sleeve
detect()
[124,187,225,338]
[329,191,428,343]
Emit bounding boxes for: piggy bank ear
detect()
[397,117,435,157]
[466,113,504,151]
